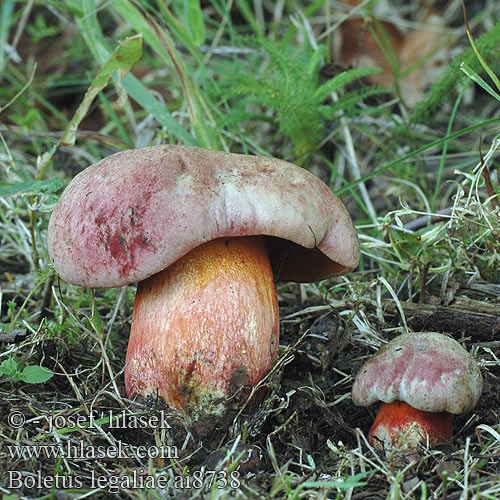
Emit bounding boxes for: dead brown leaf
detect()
[334,7,455,106]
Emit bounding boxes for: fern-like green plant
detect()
[217,38,382,163]
[413,17,500,123]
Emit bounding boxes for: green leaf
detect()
[21,366,54,384]
[110,0,222,149]
[36,34,143,180]
[77,1,196,144]
[61,34,143,148]
[388,226,424,260]
[0,358,18,376]
[0,178,63,197]
[185,0,206,46]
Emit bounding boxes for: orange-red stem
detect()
[125,236,279,433]
[369,401,453,450]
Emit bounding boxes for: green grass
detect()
[1,0,500,498]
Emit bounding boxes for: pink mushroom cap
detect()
[352,332,483,415]
[47,145,359,288]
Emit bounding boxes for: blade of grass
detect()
[0,63,36,115]
[336,117,500,196]
[97,92,132,146]
[146,14,221,149]
[460,62,500,103]
[290,473,370,500]
[432,84,467,212]
[121,73,197,145]
[462,0,500,95]
[185,0,206,47]
[234,0,264,37]
[79,0,109,62]
[156,0,204,62]
[4,64,69,127]
[0,0,15,72]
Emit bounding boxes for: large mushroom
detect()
[47,145,359,433]
[352,332,483,450]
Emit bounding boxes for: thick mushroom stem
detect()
[124,236,279,433]
[369,401,452,450]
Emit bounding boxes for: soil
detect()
[1,275,499,498]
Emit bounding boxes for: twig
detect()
[0,329,28,343]
[479,139,500,210]
[381,297,500,339]
[419,261,430,304]
[403,208,454,232]
[39,275,55,322]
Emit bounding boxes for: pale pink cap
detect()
[47,145,360,288]
[352,332,483,414]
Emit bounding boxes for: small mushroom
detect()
[47,145,359,433]
[352,332,483,450]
